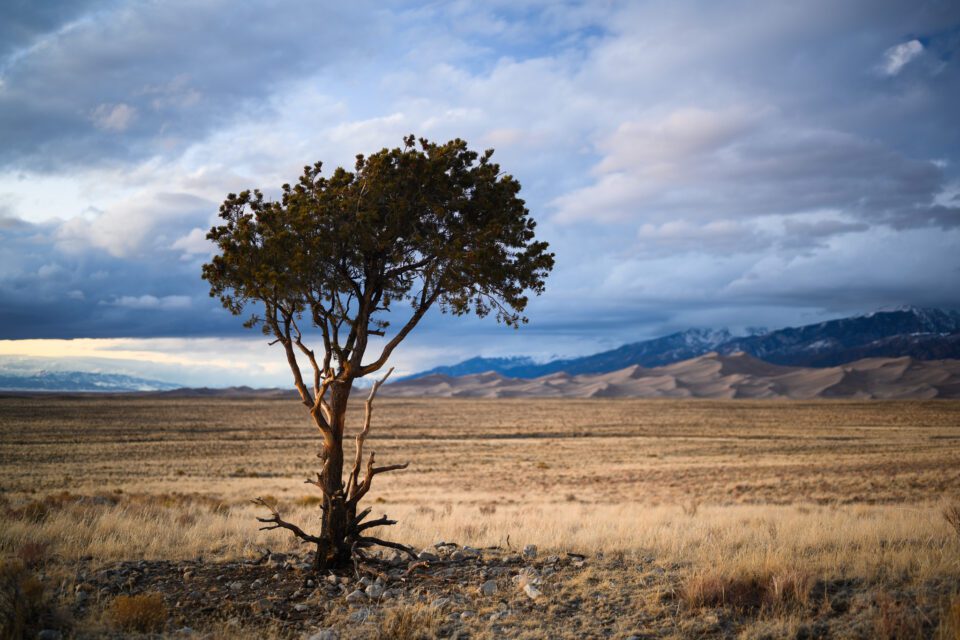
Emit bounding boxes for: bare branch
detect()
[359,288,442,376]
[347,367,394,500]
[356,516,398,532]
[266,305,315,410]
[252,497,320,544]
[357,536,417,558]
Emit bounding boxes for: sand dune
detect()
[383,352,960,399]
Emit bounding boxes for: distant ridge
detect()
[383,353,960,399]
[0,370,181,393]
[406,307,960,380]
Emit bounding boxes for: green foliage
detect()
[202,135,553,379]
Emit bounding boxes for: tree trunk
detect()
[253,372,414,573]
[315,382,351,571]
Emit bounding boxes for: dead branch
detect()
[358,536,417,558]
[252,497,320,544]
[356,516,398,532]
[347,367,393,500]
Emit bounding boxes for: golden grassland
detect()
[2,396,960,638]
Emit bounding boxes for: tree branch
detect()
[347,367,394,500]
[359,287,442,376]
[252,497,320,544]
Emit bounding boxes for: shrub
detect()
[873,592,924,640]
[105,592,168,633]
[683,569,810,612]
[374,605,441,640]
[0,561,57,640]
[944,501,960,540]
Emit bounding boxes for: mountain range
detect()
[405,307,960,380]
[0,370,181,393]
[383,353,960,399]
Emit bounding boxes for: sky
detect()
[1,0,959,387]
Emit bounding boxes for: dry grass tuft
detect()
[938,595,960,640]
[872,592,925,639]
[944,501,960,541]
[683,568,810,612]
[374,604,442,640]
[104,592,168,633]
[0,561,58,640]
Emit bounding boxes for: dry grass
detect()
[1,396,959,637]
[104,592,168,633]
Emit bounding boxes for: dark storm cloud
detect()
[0,212,237,339]
[0,0,387,171]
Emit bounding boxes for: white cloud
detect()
[105,295,192,310]
[91,103,137,132]
[879,39,923,76]
[171,227,212,257]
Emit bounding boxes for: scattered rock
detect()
[460,610,476,620]
[229,580,244,591]
[347,608,371,623]
[325,574,339,585]
[417,550,440,562]
[37,631,63,640]
[522,544,538,559]
[365,583,384,599]
[250,598,273,614]
[306,629,339,640]
[294,603,309,612]
[431,596,451,609]
[345,589,367,604]
[478,580,498,596]
[523,583,543,600]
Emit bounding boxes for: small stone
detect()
[182,570,194,580]
[250,598,272,614]
[478,580,497,596]
[345,589,367,604]
[626,636,640,640]
[450,550,466,561]
[251,578,264,587]
[461,546,481,557]
[306,629,339,640]
[273,573,282,580]
[365,583,384,599]
[306,579,315,588]
[460,611,476,620]
[417,550,439,562]
[269,552,288,563]
[37,631,63,640]
[522,544,537,559]
[294,603,309,612]
[347,608,370,623]
[176,627,194,636]
[339,576,351,585]
[359,576,374,587]
[229,581,244,591]
[523,583,542,600]
[430,596,451,609]
[325,574,339,585]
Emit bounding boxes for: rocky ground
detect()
[19,542,958,639]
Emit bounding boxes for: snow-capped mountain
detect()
[402,308,960,380]
[0,370,181,393]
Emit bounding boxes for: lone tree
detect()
[202,136,554,571]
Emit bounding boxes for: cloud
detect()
[91,103,137,132]
[0,0,959,373]
[171,227,213,257]
[879,39,924,76]
[105,295,192,310]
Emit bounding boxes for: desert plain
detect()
[1,396,959,638]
